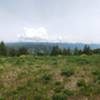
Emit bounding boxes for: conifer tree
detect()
[0,41,7,56]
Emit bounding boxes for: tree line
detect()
[51,45,100,56]
[0,41,28,57]
[0,41,100,57]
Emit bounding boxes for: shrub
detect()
[61,68,74,77]
[94,86,100,94]
[93,75,100,84]
[92,69,100,76]
[0,66,4,73]
[34,93,42,100]
[80,85,93,96]
[52,93,67,100]
[0,96,4,100]
[92,68,100,75]
[92,69,100,84]
[77,79,86,87]
[78,60,89,65]
[63,89,74,96]
[54,81,62,86]
[54,85,64,93]
[41,73,52,84]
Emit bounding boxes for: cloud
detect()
[18,27,49,41]
[18,27,100,43]
[18,27,61,42]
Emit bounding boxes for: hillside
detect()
[6,42,100,54]
[0,55,100,100]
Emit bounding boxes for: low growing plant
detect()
[61,67,74,77]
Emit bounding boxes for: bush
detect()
[0,96,4,100]
[61,68,74,77]
[92,69,100,76]
[41,73,52,84]
[54,81,62,86]
[94,86,100,94]
[95,76,100,84]
[92,69,100,84]
[0,66,4,73]
[34,93,42,100]
[77,79,86,87]
[54,85,64,93]
[52,93,67,100]
[63,89,74,96]
[80,85,93,96]
[77,59,89,65]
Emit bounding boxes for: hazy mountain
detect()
[6,42,100,54]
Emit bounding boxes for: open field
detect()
[0,55,100,100]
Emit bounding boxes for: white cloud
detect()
[18,27,100,43]
[18,27,61,42]
[18,27,49,41]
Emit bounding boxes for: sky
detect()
[0,0,100,43]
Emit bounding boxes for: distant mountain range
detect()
[6,42,100,54]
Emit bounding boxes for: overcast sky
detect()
[0,0,100,43]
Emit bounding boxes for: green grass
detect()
[0,55,100,100]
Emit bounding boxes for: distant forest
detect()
[0,41,100,57]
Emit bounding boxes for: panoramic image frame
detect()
[0,0,100,100]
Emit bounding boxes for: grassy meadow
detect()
[0,55,100,100]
